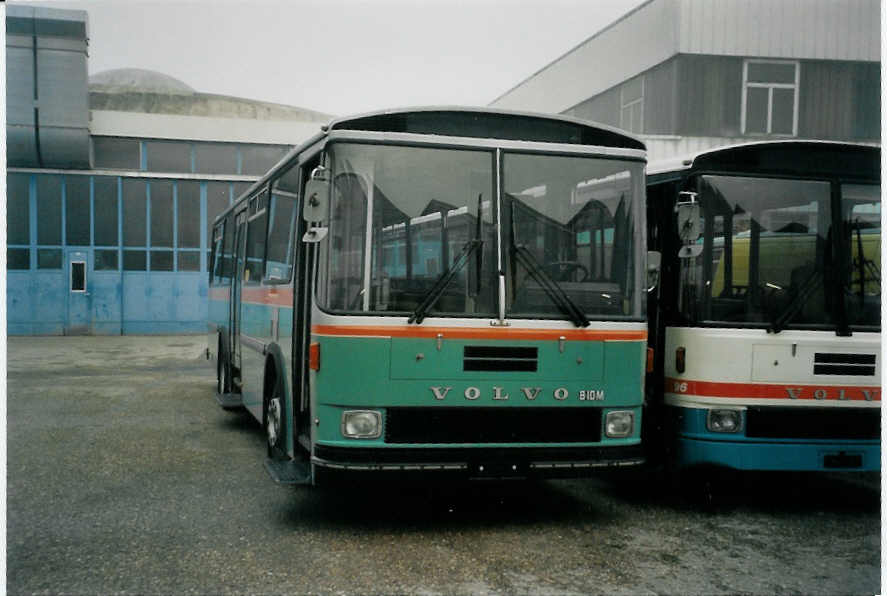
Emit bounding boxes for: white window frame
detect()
[741,59,800,136]
[619,76,644,134]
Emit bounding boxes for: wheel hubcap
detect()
[267,397,281,448]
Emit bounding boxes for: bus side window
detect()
[210,223,225,285]
[267,171,298,283]
[244,190,269,285]
[220,213,234,285]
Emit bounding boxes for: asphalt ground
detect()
[6,335,882,595]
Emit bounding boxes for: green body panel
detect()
[312,335,644,447]
[390,337,604,381]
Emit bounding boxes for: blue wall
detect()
[7,172,238,335]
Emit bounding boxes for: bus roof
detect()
[325,106,645,150]
[214,107,645,226]
[647,140,880,185]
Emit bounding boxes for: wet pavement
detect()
[6,335,881,595]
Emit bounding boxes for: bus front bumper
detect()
[312,444,644,479]
[675,435,880,472]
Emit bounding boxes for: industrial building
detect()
[491,0,880,160]
[6,5,330,334]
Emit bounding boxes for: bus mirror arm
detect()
[303,166,330,224]
[646,250,662,292]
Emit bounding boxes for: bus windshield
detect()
[319,143,498,316]
[318,142,645,321]
[678,174,881,330]
[504,153,645,320]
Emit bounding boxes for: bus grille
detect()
[745,407,879,440]
[463,346,538,372]
[385,407,601,444]
[813,353,876,376]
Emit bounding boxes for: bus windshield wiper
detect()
[408,239,483,324]
[766,268,822,334]
[512,245,590,328]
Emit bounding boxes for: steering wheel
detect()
[543,261,590,282]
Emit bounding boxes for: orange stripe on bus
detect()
[665,377,881,401]
[239,287,294,307]
[311,325,647,341]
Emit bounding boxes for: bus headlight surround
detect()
[706,409,742,433]
[605,410,634,438]
[341,410,382,439]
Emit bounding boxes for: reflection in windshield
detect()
[679,175,881,330]
[319,143,497,316]
[504,153,645,319]
[843,183,881,327]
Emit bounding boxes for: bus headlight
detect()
[341,410,382,439]
[706,409,742,433]
[605,411,634,438]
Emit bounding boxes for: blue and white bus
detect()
[646,141,880,476]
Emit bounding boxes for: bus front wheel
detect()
[264,378,287,460]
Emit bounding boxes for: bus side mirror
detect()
[303,166,330,224]
[675,191,701,243]
[646,250,661,292]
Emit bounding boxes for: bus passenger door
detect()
[230,212,248,387]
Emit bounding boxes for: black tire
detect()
[216,337,231,395]
[263,371,287,460]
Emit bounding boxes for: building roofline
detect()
[487,0,654,105]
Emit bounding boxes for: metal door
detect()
[66,249,91,335]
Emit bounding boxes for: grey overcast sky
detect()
[31,0,646,117]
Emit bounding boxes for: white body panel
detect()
[664,326,881,409]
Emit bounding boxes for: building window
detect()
[93,137,141,170]
[619,76,644,134]
[742,60,799,136]
[145,140,192,173]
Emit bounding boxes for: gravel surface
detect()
[6,335,881,595]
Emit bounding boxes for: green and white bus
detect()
[207,108,653,485]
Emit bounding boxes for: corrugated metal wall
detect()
[6,5,90,168]
[491,0,879,116]
[678,0,880,62]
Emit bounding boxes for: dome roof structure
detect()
[89,68,196,94]
[88,67,331,122]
